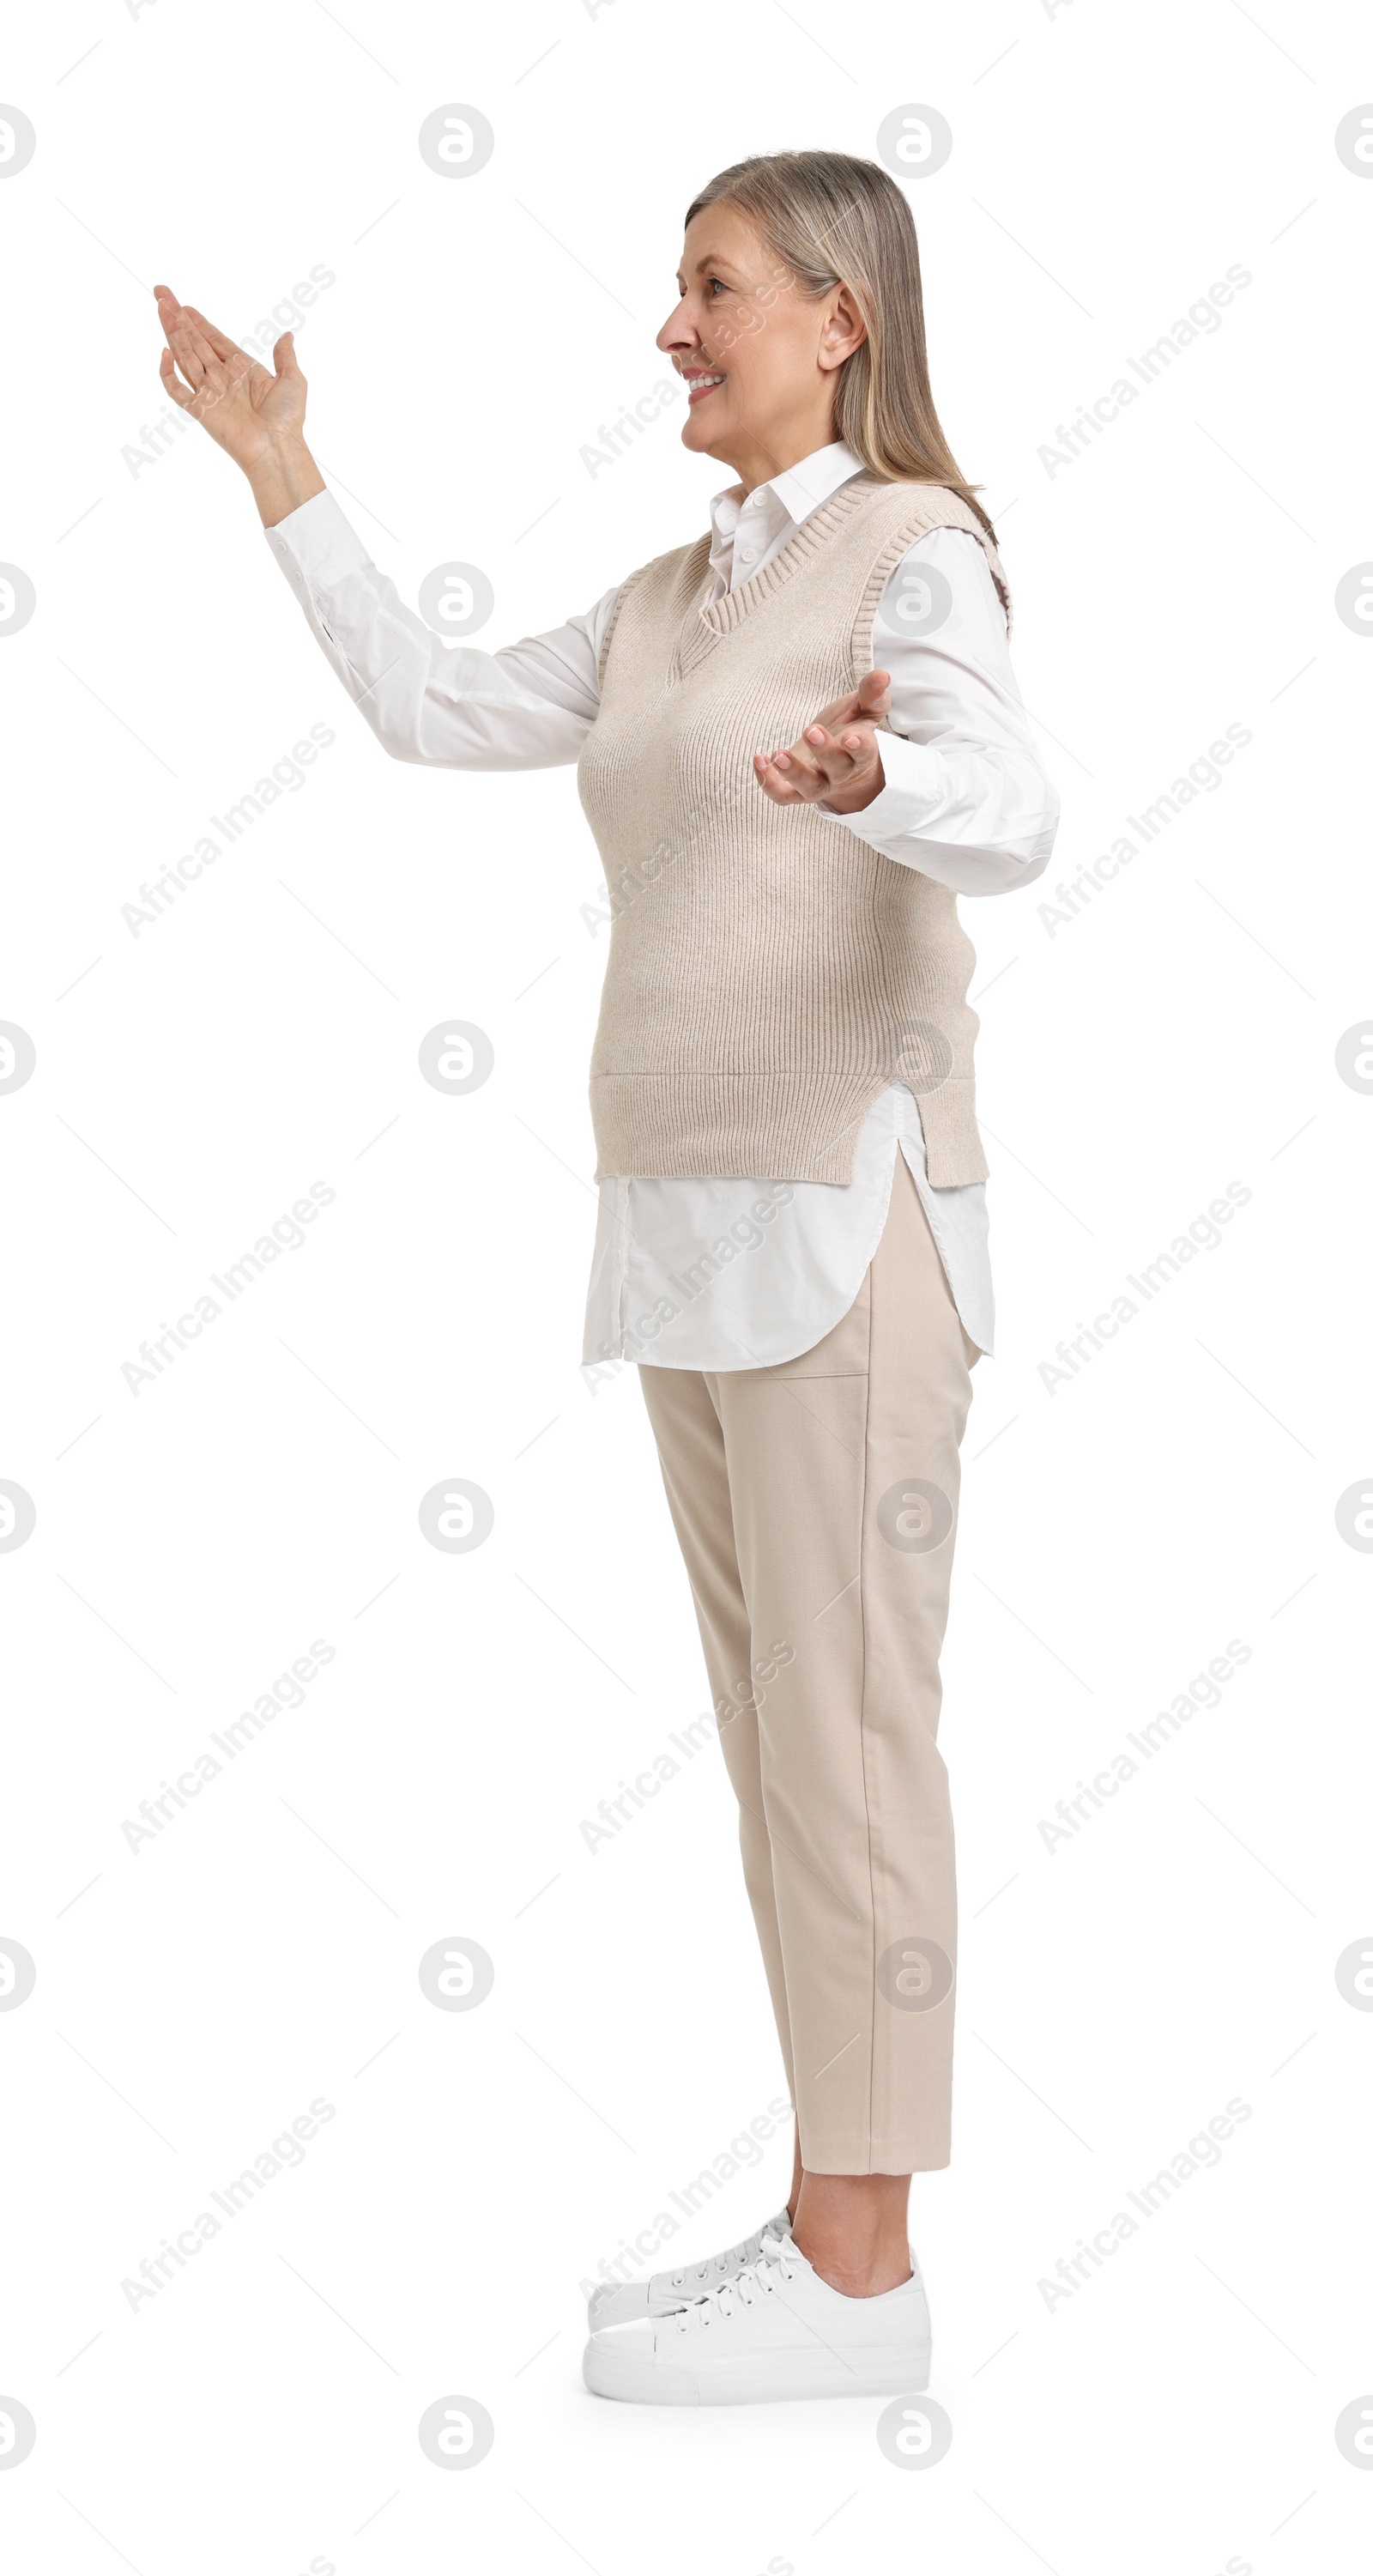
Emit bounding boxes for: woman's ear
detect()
[819,281,868,373]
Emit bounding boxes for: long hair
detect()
[684,150,996,546]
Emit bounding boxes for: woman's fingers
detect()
[154,289,235,397]
[154,288,197,367]
[161,328,203,390]
[161,319,211,392]
[753,751,803,806]
[158,347,199,412]
[156,289,260,398]
[754,718,880,807]
[153,284,283,471]
[764,743,824,796]
[176,303,250,367]
[798,723,865,788]
[755,742,847,802]
[805,668,891,740]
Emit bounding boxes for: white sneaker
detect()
[583,2227,931,2405]
[587,2209,792,2329]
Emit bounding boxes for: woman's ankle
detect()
[789,2170,914,2297]
[790,2224,912,2299]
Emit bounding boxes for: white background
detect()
[1,2,1370,2569]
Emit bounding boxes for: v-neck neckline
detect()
[668,472,878,683]
[700,470,876,634]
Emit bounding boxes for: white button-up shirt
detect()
[264,442,1059,1370]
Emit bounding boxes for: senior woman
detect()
[154,145,1057,2407]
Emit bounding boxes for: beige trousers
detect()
[638,1153,979,2175]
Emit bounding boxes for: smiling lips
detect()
[681,370,726,403]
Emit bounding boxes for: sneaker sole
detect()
[583,2338,932,2406]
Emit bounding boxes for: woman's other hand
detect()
[154,286,324,527]
[753,666,890,815]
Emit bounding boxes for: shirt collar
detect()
[764,439,866,527]
[708,440,865,584]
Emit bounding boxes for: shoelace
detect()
[667,2219,779,2293]
[674,2228,798,2334]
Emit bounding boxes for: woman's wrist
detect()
[245,439,325,530]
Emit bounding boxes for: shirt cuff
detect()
[263,488,374,599]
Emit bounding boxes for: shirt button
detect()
[740,547,757,563]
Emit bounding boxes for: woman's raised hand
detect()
[753,666,891,815]
[154,286,324,526]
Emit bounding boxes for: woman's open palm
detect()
[753,665,891,815]
[154,286,306,471]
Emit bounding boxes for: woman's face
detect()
[656,201,864,484]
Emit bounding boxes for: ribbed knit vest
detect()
[577,473,1012,1185]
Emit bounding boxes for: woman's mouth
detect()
[682,371,726,405]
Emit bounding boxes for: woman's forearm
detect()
[264,492,614,767]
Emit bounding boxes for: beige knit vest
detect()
[577,473,1012,1185]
